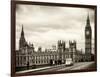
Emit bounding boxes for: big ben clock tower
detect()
[85,14,92,61]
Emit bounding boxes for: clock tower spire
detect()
[85,14,92,61]
[86,13,90,26]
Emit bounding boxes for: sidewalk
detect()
[16,64,66,74]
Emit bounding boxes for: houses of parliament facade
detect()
[16,15,94,68]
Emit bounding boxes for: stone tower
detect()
[19,25,27,49]
[69,40,77,62]
[58,40,66,63]
[85,14,92,61]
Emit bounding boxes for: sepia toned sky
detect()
[16,4,95,53]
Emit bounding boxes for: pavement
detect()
[16,61,95,74]
[16,64,66,74]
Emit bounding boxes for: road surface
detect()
[16,61,96,75]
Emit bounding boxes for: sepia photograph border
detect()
[11,1,97,77]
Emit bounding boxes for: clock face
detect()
[86,31,90,35]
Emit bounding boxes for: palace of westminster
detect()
[16,15,94,68]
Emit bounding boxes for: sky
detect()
[16,4,95,53]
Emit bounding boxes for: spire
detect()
[21,25,24,37]
[86,13,90,26]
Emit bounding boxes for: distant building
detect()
[38,46,42,52]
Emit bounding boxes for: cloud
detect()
[16,4,95,53]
